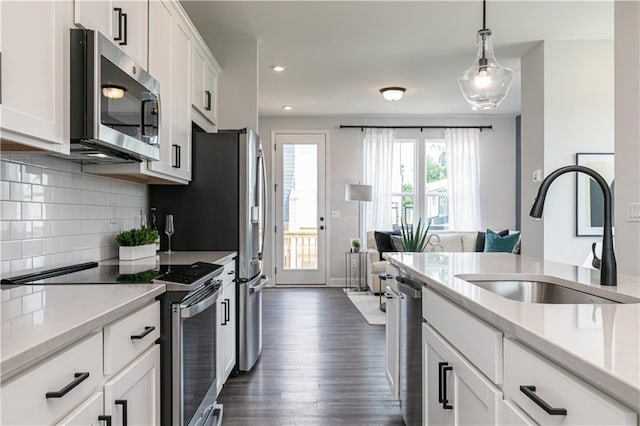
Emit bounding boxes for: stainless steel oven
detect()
[172,280,223,426]
[70,29,160,162]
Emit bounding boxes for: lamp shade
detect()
[345,184,373,202]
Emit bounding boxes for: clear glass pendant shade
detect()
[457,29,514,110]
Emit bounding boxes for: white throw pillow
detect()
[424,233,463,252]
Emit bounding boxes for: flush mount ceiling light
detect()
[271,65,287,72]
[282,105,293,111]
[457,0,514,110]
[101,84,127,100]
[380,87,406,101]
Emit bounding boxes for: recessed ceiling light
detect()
[271,65,287,72]
[380,87,406,102]
[282,105,293,111]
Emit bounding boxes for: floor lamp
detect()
[346,184,373,291]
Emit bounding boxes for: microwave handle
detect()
[140,99,158,138]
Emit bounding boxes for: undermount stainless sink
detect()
[466,280,619,304]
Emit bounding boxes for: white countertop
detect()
[0,251,237,383]
[384,252,640,412]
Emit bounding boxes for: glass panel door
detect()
[274,132,326,285]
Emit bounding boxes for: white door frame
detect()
[271,129,330,286]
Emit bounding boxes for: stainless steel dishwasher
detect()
[397,275,423,425]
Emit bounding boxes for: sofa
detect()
[366,230,515,294]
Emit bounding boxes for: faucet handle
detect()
[591,242,602,270]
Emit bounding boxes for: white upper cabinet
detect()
[191,40,220,131]
[0,0,71,154]
[74,0,148,69]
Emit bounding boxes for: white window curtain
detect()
[445,128,481,230]
[363,128,394,233]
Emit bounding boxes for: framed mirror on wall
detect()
[576,152,615,237]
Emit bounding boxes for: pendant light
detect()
[457,0,514,110]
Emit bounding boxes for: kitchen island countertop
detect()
[384,252,640,412]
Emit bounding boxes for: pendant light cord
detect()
[482,0,487,30]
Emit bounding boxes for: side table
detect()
[378,272,392,312]
[344,250,368,292]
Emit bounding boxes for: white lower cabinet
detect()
[503,338,636,426]
[385,285,400,400]
[0,302,160,425]
[499,399,535,426]
[221,281,237,382]
[104,345,161,426]
[423,322,502,426]
[57,392,106,426]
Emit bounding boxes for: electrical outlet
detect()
[110,202,117,224]
[627,202,640,222]
[532,169,542,183]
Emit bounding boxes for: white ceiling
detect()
[181,1,613,117]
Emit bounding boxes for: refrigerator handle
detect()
[258,148,267,261]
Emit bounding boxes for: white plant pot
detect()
[119,244,156,261]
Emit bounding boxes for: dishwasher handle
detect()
[395,276,422,299]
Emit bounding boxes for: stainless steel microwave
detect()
[70,29,160,162]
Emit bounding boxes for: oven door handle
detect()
[180,291,220,318]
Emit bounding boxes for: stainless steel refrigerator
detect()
[150,127,268,372]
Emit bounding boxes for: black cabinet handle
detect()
[205,90,212,111]
[442,365,453,409]
[115,400,128,426]
[520,385,567,416]
[438,362,447,403]
[98,415,112,426]
[228,270,235,275]
[119,13,128,46]
[130,325,155,340]
[113,8,123,42]
[45,372,90,398]
[221,300,228,325]
[172,144,181,169]
[224,298,230,322]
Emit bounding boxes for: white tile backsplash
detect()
[0,156,147,275]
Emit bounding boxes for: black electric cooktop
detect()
[1,261,223,291]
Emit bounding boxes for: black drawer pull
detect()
[221,300,228,325]
[438,362,447,403]
[98,415,112,426]
[224,298,230,322]
[205,90,212,111]
[442,365,453,409]
[131,325,155,340]
[115,399,128,426]
[45,372,89,398]
[520,385,567,415]
[113,8,123,41]
[119,13,128,46]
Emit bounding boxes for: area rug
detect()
[346,292,386,325]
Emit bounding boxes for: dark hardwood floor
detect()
[219,288,404,425]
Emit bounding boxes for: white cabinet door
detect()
[190,38,219,131]
[112,0,148,69]
[423,323,502,426]
[221,281,237,382]
[148,0,192,182]
[74,0,112,36]
[57,392,105,426]
[0,0,70,153]
[104,345,161,426]
[499,399,536,426]
[191,44,207,115]
[203,61,218,125]
[385,286,400,400]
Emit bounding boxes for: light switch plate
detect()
[627,202,640,222]
[331,210,341,219]
[532,169,542,183]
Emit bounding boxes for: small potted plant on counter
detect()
[351,238,361,253]
[116,226,160,261]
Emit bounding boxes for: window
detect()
[389,138,449,230]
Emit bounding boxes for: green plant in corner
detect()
[400,218,432,252]
[115,226,159,247]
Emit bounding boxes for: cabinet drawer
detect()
[104,301,160,376]
[422,287,503,383]
[504,338,637,425]
[1,333,103,426]
[222,260,236,287]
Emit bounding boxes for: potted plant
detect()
[400,218,432,252]
[115,226,160,261]
[351,238,361,253]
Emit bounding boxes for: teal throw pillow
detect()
[484,229,521,253]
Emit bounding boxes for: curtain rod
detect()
[339,125,493,131]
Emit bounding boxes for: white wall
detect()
[520,40,615,267]
[205,38,259,131]
[0,154,146,276]
[614,1,640,277]
[259,115,516,286]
